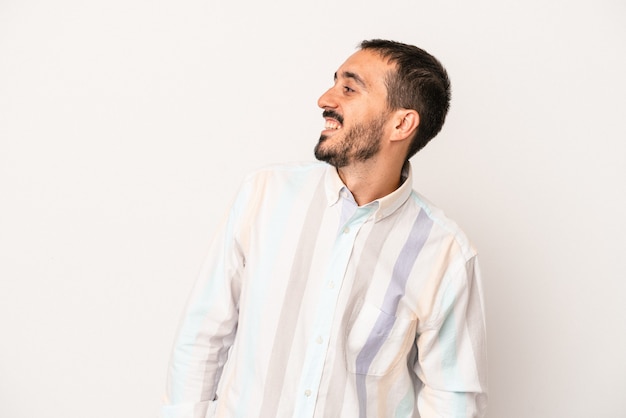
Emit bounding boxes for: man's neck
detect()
[336,157,404,206]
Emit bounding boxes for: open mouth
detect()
[322,110,343,133]
[324,119,342,130]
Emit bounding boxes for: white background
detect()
[1,1,625,417]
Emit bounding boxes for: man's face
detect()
[314,49,395,168]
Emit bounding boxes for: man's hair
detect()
[359,39,451,160]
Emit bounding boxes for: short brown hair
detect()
[360,39,451,159]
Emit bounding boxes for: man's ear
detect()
[390,109,420,142]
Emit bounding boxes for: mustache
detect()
[322,110,344,125]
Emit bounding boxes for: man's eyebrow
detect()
[334,71,368,89]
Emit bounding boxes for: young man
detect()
[161,39,488,417]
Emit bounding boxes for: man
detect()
[161,39,487,417]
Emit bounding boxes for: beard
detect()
[314,115,386,168]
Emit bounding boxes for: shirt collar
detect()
[324,161,413,222]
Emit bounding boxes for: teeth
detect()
[325,120,341,130]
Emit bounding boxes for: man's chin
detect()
[313,145,327,163]
[315,150,346,168]
[314,146,331,164]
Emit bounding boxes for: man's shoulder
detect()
[408,191,477,259]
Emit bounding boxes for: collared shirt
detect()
[161,162,488,418]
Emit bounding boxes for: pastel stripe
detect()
[356,209,434,417]
[234,172,309,418]
[258,176,327,416]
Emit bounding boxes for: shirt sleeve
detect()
[414,255,488,418]
[159,183,250,418]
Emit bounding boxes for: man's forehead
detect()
[335,49,393,87]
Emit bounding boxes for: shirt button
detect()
[343,226,350,234]
[304,389,311,397]
[328,282,335,289]
[316,336,323,344]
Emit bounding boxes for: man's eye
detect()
[343,86,355,93]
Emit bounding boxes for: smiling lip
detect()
[322,110,344,133]
[325,118,341,129]
[321,114,343,135]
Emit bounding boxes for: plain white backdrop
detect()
[1,0,625,417]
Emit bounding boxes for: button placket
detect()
[292,207,374,417]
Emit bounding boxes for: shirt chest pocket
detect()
[345,302,417,376]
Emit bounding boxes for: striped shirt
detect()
[161,161,488,418]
